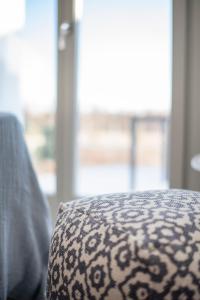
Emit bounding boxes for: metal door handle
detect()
[58,22,72,51]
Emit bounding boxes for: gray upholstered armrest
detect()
[0,113,51,300]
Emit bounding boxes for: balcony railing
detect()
[130,115,169,189]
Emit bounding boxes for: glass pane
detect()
[0,0,57,195]
[77,0,171,195]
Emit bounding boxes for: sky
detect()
[1,0,172,115]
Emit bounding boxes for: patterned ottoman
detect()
[47,190,200,299]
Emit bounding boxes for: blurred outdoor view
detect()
[77,0,171,194]
[0,0,171,196]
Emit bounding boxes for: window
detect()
[0,0,172,204]
[0,0,57,195]
[76,0,172,196]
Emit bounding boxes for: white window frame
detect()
[55,0,80,205]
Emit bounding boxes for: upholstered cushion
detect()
[47,190,200,299]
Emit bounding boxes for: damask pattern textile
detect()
[47,189,200,299]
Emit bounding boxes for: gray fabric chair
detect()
[0,113,51,300]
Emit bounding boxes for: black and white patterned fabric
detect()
[47,189,200,299]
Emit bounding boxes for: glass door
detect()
[76,0,172,195]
